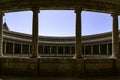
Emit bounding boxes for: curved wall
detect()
[3,30,119,58]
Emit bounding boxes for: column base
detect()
[110,54,117,59]
[76,56,83,59]
[74,54,83,59]
[30,54,39,58]
[0,53,3,56]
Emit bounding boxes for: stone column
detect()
[99,44,101,55]
[28,44,31,56]
[31,7,39,58]
[84,46,86,55]
[13,43,15,55]
[0,12,4,56]
[4,42,6,55]
[75,8,83,58]
[57,46,58,54]
[111,13,119,58]
[91,45,93,55]
[70,46,72,54]
[43,45,44,54]
[50,46,52,54]
[21,44,23,55]
[107,43,109,55]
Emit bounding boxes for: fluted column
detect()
[31,7,39,58]
[75,8,83,58]
[0,12,4,56]
[111,13,119,58]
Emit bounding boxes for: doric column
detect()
[74,8,83,58]
[31,7,39,58]
[0,12,4,56]
[111,13,119,58]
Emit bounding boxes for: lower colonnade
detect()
[0,6,120,76]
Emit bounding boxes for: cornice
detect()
[3,30,116,44]
[0,0,119,14]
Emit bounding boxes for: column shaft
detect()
[31,7,39,58]
[112,13,119,58]
[4,42,6,54]
[91,45,93,55]
[13,43,15,55]
[0,12,4,56]
[21,44,23,55]
[99,44,101,55]
[107,43,109,55]
[75,8,82,58]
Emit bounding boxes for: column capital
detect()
[31,7,40,13]
[74,7,83,13]
[0,12,4,16]
[111,12,119,17]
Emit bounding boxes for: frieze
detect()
[0,0,119,13]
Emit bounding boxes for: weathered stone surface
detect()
[0,57,120,76]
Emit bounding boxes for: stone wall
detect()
[84,58,116,75]
[0,57,119,76]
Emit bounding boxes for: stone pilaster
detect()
[74,8,83,58]
[111,13,119,58]
[31,7,39,58]
[0,12,4,56]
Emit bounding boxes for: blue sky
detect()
[4,10,119,36]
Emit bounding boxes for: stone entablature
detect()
[0,0,120,14]
[3,30,116,44]
[2,29,119,57]
[0,0,120,76]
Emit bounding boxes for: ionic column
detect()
[31,7,39,58]
[0,12,4,56]
[50,46,52,54]
[111,13,119,58]
[83,45,86,55]
[28,44,31,56]
[13,43,15,55]
[4,42,6,55]
[43,45,44,54]
[75,8,83,58]
[107,43,109,55]
[91,45,93,55]
[57,46,58,54]
[21,44,23,55]
[70,46,72,54]
[63,46,65,54]
[99,44,101,55]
